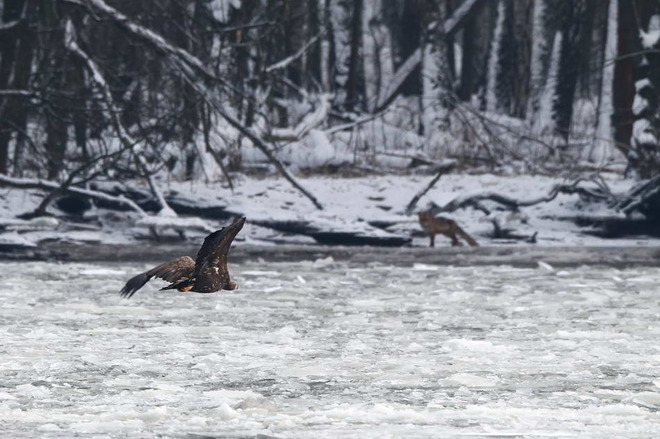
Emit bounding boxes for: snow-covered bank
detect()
[2,260,660,438]
[0,173,657,251]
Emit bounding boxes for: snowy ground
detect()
[1,173,657,249]
[2,259,660,438]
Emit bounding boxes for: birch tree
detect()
[526,0,550,122]
[485,0,505,113]
[589,0,621,164]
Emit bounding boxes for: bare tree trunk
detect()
[328,0,364,111]
[458,1,493,102]
[612,0,639,150]
[0,0,35,175]
[421,0,452,136]
[345,0,364,111]
[284,0,309,88]
[510,0,533,118]
[383,0,424,97]
[553,0,588,141]
[526,0,550,122]
[42,1,69,180]
[307,0,323,87]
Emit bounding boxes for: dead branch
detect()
[0,19,21,34]
[28,150,119,218]
[265,32,323,73]
[0,89,32,97]
[64,19,175,216]
[430,178,613,215]
[405,160,457,215]
[196,87,325,209]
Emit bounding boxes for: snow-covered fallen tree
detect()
[0,174,146,216]
[429,177,616,216]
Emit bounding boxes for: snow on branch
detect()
[265,94,331,141]
[0,89,32,97]
[405,160,457,215]
[66,0,324,210]
[0,19,21,34]
[64,19,176,217]
[167,50,325,209]
[69,0,216,81]
[265,32,323,73]
[0,174,146,216]
[372,50,422,113]
[194,83,325,210]
[640,15,660,49]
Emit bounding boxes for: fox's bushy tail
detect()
[456,227,479,247]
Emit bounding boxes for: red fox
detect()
[418,211,479,247]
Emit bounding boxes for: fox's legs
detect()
[429,233,435,247]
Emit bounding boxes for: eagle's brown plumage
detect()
[119,217,246,298]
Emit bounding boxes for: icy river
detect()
[2,258,660,438]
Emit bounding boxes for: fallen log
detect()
[0,174,146,216]
[544,215,660,239]
[85,184,236,220]
[252,219,411,247]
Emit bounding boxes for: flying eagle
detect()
[119,217,246,298]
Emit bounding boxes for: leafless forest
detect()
[0,0,659,205]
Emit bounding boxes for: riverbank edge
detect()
[2,242,659,268]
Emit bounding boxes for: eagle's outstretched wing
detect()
[119,256,195,298]
[193,217,245,281]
